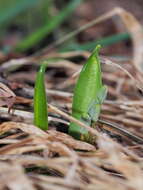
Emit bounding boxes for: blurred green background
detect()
[0,0,142,56]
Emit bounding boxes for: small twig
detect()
[98,119,143,144]
[0,107,68,125]
[49,104,143,145]
[101,56,143,92]
[23,88,73,99]
[48,104,100,137]
[39,8,119,55]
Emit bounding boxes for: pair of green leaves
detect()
[34,45,107,141]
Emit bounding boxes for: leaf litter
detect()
[0,7,143,190]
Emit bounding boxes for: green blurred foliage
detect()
[0,0,83,53]
[0,0,130,54]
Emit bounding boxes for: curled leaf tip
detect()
[91,44,101,58]
[96,44,102,50]
[39,61,48,71]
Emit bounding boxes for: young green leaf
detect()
[69,45,107,140]
[34,62,48,130]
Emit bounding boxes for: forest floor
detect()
[0,1,143,190]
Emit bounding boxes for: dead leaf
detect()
[0,82,16,111]
[15,96,32,104]
[0,122,95,151]
[47,130,96,151]
[0,122,46,137]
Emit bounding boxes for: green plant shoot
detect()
[69,45,107,140]
[34,62,48,130]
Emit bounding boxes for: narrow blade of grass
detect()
[60,32,130,51]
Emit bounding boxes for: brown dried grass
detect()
[0,7,143,190]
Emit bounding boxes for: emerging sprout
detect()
[69,45,107,140]
[34,62,48,130]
